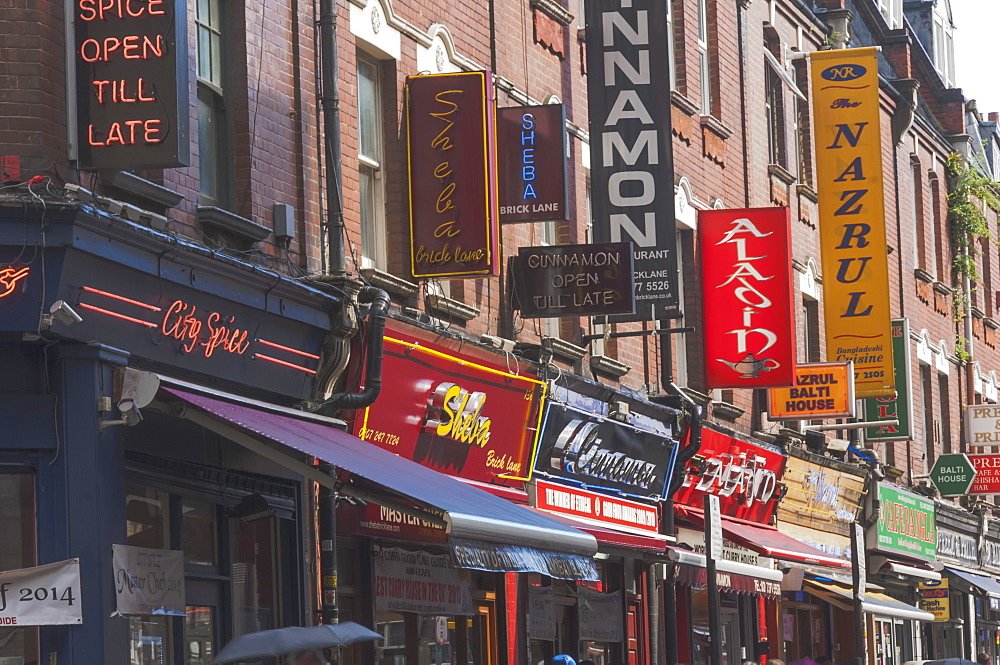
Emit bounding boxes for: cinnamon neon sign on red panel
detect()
[79,286,318,374]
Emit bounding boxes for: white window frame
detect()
[697,0,711,115]
[932,4,955,87]
[357,53,387,270]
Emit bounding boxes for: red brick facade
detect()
[2,0,998,481]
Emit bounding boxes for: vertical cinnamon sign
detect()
[406,71,500,278]
[810,48,894,398]
[700,207,796,389]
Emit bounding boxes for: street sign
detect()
[706,494,723,560]
[929,454,977,497]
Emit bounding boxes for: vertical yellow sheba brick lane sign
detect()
[810,48,895,398]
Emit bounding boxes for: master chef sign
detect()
[699,207,796,388]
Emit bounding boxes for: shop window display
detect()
[127,485,175,665]
[124,478,292,665]
[0,473,38,665]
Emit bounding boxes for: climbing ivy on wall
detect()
[947,153,1000,362]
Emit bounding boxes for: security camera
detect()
[98,397,144,430]
[119,399,143,427]
[49,300,83,325]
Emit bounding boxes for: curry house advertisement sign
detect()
[810,48,894,398]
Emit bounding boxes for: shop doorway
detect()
[721,610,741,665]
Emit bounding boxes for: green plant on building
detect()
[946,153,1000,363]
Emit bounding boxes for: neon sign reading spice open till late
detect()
[78,286,319,373]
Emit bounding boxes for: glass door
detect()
[720,611,740,665]
[185,579,226,665]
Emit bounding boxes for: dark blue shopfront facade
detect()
[0,201,342,664]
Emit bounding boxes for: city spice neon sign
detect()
[78,286,318,373]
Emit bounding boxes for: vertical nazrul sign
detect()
[584,0,677,321]
[810,48,894,398]
[406,71,500,279]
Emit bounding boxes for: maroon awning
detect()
[673,559,782,598]
[676,506,851,569]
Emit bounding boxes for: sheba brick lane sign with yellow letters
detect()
[406,71,500,279]
[810,48,894,398]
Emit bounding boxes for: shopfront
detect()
[526,377,680,665]
[980,521,1000,665]
[346,318,603,665]
[0,204,343,665]
[773,448,866,664]
[866,483,940,665]
[670,425,803,665]
[0,206,599,665]
[923,504,986,660]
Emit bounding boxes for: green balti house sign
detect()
[875,483,936,560]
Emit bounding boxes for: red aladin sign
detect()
[699,207,796,388]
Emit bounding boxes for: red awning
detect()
[533,509,671,553]
[676,506,851,569]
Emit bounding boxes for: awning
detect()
[676,507,851,569]
[804,579,934,622]
[945,567,1000,598]
[159,386,599,580]
[874,559,942,582]
[534,509,672,553]
[669,547,784,598]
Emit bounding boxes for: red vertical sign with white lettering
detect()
[699,207,796,388]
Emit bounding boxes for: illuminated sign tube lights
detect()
[256,338,320,360]
[253,353,317,375]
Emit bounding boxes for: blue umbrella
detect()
[214,622,383,663]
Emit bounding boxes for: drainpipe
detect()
[321,287,390,411]
[963,242,976,408]
[662,382,703,665]
[738,0,750,207]
[319,0,345,275]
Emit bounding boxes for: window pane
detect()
[130,616,175,665]
[210,34,222,88]
[185,605,217,665]
[182,499,218,566]
[0,474,38,665]
[198,88,223,204]
[358,58,380,161]
[360,164,377,264]
[126,484,171,549]
[198,27,212,81]
[196,0,209,23]
[232,516,279,637]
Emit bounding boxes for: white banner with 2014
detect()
[0,559,82,626]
